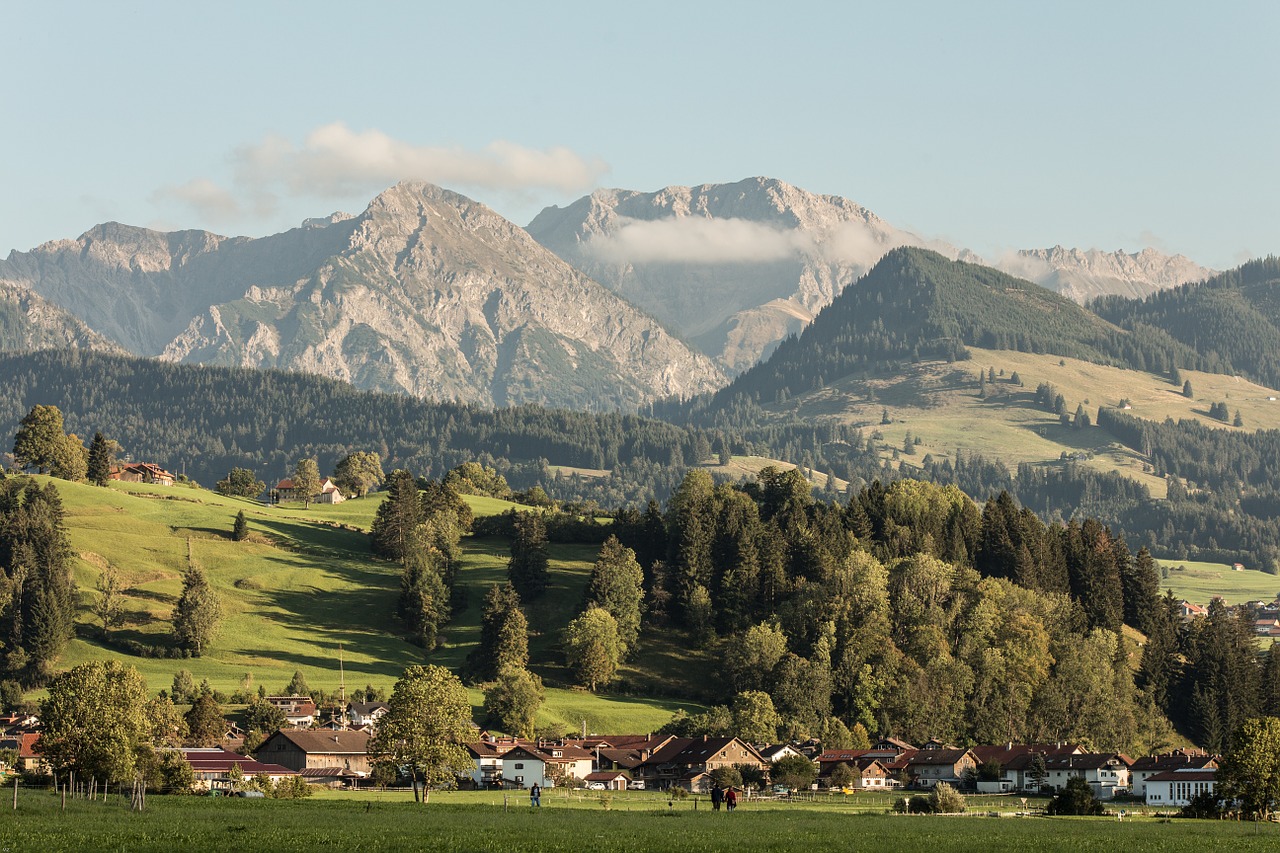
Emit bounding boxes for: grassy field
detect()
[774,347,1280,500]
[1158,559,1280,605]
[44,477,701,732]
[3,789,1278,853]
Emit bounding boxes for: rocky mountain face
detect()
[527,177,952,374]
[998,246,1213,304]
[0,280,125,354]
[0,184,724,409]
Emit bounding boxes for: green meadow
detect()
[1158,559,1280,605]
[48,477,701,732]
[3,789,1278,853]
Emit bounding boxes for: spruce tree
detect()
[370,470,425,562]
[507,513,549,598]
[172,565,222,655]
[585,535,645,657]
[86,431,113,486]
[469,583,529,681]
[232,510,249,542]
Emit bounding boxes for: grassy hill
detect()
[768,345,1280,499]
[1158,559,1280,605]
[46,477,701,732]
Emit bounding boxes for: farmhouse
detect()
[814,751,892,789]
[255,729,372,779]
[274,477,345,504]
[110,462,175,486]
[178,747,297,792]
[1129,751,1216,798]
[906,748,977,788]
[1144,767,1218,807]
[347,702,389,729]
[634,736,767,791]
[969,742,1084,792]
[264,695,318,727]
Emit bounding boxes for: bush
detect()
[1179,790,1224,819]
[930,782,966,813]
[907,794,935,814]
[1047,777,1104,816]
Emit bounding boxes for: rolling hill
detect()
[48,476,705,730]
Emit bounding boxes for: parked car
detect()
[588,782,606,790]
[627,780,646,790]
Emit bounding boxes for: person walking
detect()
[530,782,541,807]
[725,786,738,811]
[711,783,724,811]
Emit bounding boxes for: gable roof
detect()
[908,748,973,766]
[179,747,297,776]
[258,729,370,755]
[1129,752,1216,773]
[1146,768,1217,783]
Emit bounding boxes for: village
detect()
[0,692,1222,811]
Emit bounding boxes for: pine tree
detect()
[507,513,549,599]
[86,431,113,486]
[585,536,645,657]
[232,510,249,542]
[468,583,529,681]
[172,565,222,655]
[1183,380,1194,399]
[398,545,449,648]
[370,470,425,562]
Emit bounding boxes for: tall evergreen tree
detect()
[86,431,113,486]
[398,545,449,649]
[172,565,222,656]
[507,513,549,599]
[468,583,528,681]
[585,535,645,657]
[370,470,425,562]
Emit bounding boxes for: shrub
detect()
[930,782,966,814]
[907,794,935,813]
[1047,777,1104,816]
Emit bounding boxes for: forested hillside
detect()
[708,247,1211,407]
[1094,256,1280,390]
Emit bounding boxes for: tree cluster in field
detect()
[370,470,469,649]
[508,467,1278,754]
[0,475,76,687]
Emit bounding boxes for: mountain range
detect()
[0,177,1217,408]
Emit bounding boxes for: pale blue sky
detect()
[3,1,1276,269]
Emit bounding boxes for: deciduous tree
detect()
[334,451,385,498]
[483,667,544,739]
[563,607,621,691]
[368,665,474,804]
[1217,715,1280,820]
[37,660,149,783]
[291,458,322,508]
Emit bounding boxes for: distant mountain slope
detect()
[0,184,724,410]
[527,177,955,373]
[713,247,1207,406]
[1000,246,1213,303]
[0,280,125,353]
[1093,256,1280,389]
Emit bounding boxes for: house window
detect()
[515,763,524,769]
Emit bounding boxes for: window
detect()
[515,763,524,770]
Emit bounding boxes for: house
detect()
[1144,767,1217,808]
[264,695,318,727]
[873,737,916,752]
[1179,600,1208,619]
[754,743,805,764]
[1039,752,1133,799]
[466,741,511,788]
[635,736,767,790]
[0,733,46,774]
[814,751,891,790]
[274,477,344,504]
[178,747,298,792]
[1254,618,1280,637]
[501,745,549,789]
[970,743,1084,793]
[906,748,977,788]
[1129,751,1216,798]
[347,702,389,729]
[584,770,630,791]
[255,729,372,779]
[110,462,175,486]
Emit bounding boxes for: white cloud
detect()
[585,215,933,267]
[150,178,243,224]
[153,123,608,226]
[234,123,608,197]
[586,217,811,264]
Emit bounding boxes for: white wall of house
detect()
[1145,777,1215,807]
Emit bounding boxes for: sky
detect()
[2,1,1277,269]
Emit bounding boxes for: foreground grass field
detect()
[3,790,1278,853]
[47,477,703,732]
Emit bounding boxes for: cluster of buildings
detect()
[0,699,1223,809]
[1178,595,1280,638]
